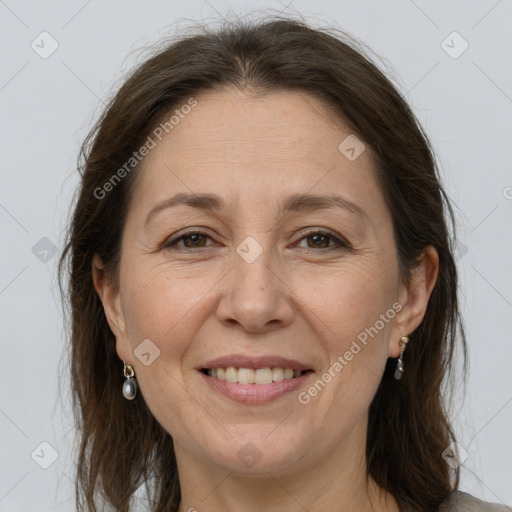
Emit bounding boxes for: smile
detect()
[201,366,311,384]
[199,367,315,404]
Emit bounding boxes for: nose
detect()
[216,240,294,334]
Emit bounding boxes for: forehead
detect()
[146,88,358,166]
[129,88,384,220]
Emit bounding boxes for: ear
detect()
[92,254,133,364]
[388,245,439,357]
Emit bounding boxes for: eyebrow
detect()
[144,192,369,226]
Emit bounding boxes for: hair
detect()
[59,12,466,512]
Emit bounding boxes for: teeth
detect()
[239,368,255,384]
[225,367,238,383]
[272,367,284,382]
[206,366,305,384]
[255,368,272,384]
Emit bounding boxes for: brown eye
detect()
[163,231,213,250]
[306,234,331,248]
[296,230,348,250]
[181,233,208,248]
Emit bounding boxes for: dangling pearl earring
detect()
[394,336,409,380]
[122,363,138,400]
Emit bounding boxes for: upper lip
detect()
[199,354,314,371]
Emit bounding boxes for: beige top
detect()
[439,492,512,511]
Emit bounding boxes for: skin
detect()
[93,88,439,512]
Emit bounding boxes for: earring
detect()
[122,363,138,400]
[394,336,409,381]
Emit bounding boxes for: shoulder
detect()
[439,491,512,512]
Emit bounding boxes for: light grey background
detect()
[1,1,511,510]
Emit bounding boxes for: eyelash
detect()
[162,229,350,252]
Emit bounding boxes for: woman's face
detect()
[98,88,433,477]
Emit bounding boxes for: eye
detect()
[295,229,349,250]
[163,230,214,249]
[161,228,350,252]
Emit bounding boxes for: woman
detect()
[59,14,511,512]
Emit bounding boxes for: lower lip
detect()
[198,370,314,404]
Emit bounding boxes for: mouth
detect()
[198,366,315,404]
[200,367,314,384]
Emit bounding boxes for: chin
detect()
[196,428,311,475]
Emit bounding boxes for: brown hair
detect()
[59,13,466,512]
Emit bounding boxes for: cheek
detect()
[293,259,397,398]
[120,259,212,343]
[117,262,214,433]
[298,258,396,338]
